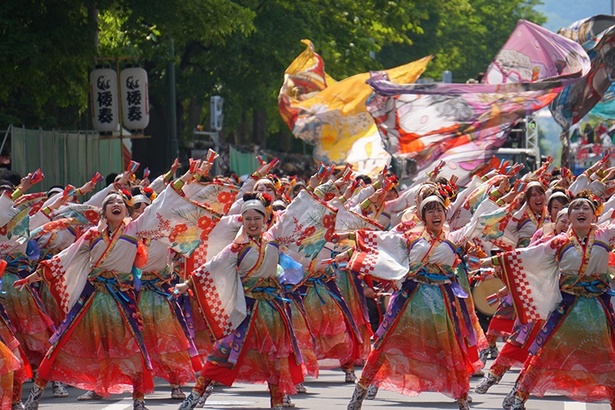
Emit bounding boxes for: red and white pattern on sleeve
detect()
[184,243,208,277]
[191,261,246,340]
[349,230,379,278]
[193,269,232,339]
[40,257,70,314]
[502,251,540,323]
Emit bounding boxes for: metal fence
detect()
[5,125,124,191]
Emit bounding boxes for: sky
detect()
[538,0,612,32]
[531,0,613,162]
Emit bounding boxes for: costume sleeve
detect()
[332,198,385,233]
[133,184,220,257]
[267,189,337,265]
[189,242,247,340]
[497,235,564,323]
[29,209,51,230]
[447,198,514,248]
[348,229,409,281]
[345,185,374,208]
[227,178,256,215]
[148,174,166,194]
[38,229,93,314]
[383,184,416,214]
[83,184,116,207]
[447,175,484,226]
[568,173,591,196]
[0,192,30,253]
[182,214,241,274]
[181,181,238,215]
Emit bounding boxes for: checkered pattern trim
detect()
[503,252,540,323]
[351,231,379,278]
[42,258,70,314]
[191,243,209,267]
[196,268,232,338]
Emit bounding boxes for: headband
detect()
[548,191,569,203]
[272,199,287,209]
[241,199,266,215]
[526,180,546,192]
[132,194,152,206]
[569,197,596,214]
[556,207,568,221]
[419,195,445,216]
[254,178,275,189]
[47,187,64,197]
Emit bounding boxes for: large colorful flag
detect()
[589,84,615,120]
[550,15,615,130]
[366,20,590,185]
[278,39,431,177]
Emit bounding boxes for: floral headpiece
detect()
[142,187,157,202]
[267,173,287,197]
[260,192,272,205]
[437,179,458,205]
[571,189,602,216]
[120,189,134,207]
[384,174,399,191]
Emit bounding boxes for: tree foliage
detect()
[0,0,97,127]
[0,0,546,172]
[378,0,547,83]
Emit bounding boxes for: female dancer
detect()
[482,191,615,410]
[0,180,36,409]
[479,179,548,362]
[176,189,335,410]
[19,164,214,410]
[343,189,490,410]
[474,205,570,394]
[132,187,203,400]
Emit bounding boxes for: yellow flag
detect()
[279,39,431,176]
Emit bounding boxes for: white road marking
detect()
[100,399,132,410]
[564,402,587,410]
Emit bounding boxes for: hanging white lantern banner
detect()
[90,68,119,133]
[120,67,149,130]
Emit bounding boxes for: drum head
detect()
[471,277,505,317]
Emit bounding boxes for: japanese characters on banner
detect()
[90,68,119,133]
[120,67,149,130]
[90,66,149,133]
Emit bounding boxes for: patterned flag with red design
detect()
[366,20,590,186]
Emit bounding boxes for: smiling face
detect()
[423,201,446,235]
[255,181,277,200]
[548,198,567,222]
[242,208,265,238]
[568,199,595,231]
[527,187,546,214]
[554,214,570,234]
[102,194,128,226]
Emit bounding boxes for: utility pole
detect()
[167,39,178,166]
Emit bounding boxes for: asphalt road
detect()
[22,354,613,410]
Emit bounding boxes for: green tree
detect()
[169,0,439,151]
[0,0,98,128]
[0,0,547,176]
[378,0,546,82]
